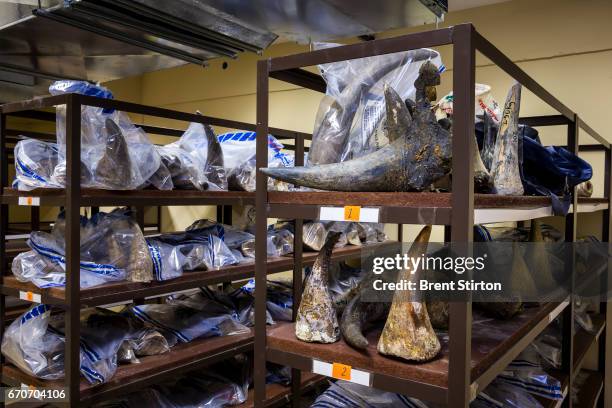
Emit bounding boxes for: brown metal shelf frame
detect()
[254,23,610,407]
[0,93,331,407]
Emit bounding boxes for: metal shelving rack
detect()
[0,93,380,406]
[254,23,610,407]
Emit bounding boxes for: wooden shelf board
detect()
[1,188,256,207]
[266,303,565,404]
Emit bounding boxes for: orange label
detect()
[343,206,360,221]
[25,292,33,301]
[26,197,33,205]
[332,363,351,380]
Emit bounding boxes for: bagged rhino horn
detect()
[261,62,452,192]
[309,48,440,165]
[490,83,524,195]
[295,232,342,343]
[377,225,441,361]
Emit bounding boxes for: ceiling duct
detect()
[0,0,445,102]
[35,0,279,65]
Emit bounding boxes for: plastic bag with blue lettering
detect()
[152,229,238,271]
[12,250,66,288]
[311,380,431,408]
[125,298,249,344]
[501,345,563,400]
[97,369,248,408]
[16,230,127,288]
[480,380,544,408]
[229,280,293,326]
[496,369,563,400]
[49,81,164,190]
[48,308,136,385]
[1,304,65,380]
[309,44,443,165]
[218,131,294,191]
[186,218,255,251]
[13,208,152,288]
[178,121,227,191]
[145,238,186,281]
[13,138,62,190]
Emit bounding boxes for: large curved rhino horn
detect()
[261,62,452,192]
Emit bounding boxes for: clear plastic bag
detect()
[1,304,65,380]
[239,229,294,259]
[13,138,62,191]
[2,306,152,385]
[574,298,594,333]
[146,238,187,281]
[267,228,294,257]
[86,208,153,283]
[186,219,255,251]
[156,373,247,407]
[372,223,389,242]
[481,380,544,408]
[14,208,151,288]
[12,250,66,288]
[153,230,239,271]
[497,369,563,400]
[356,223,378,245]
[308,44,443,165]
[218,131,294,191]
[266,363,292,385]
[312,380,430,408]
[328,262,366,312]
[50,82,164,190]
[94,371,247,408]
[50,81,163,190]
[178,122,227,191]
[157,143,208,190]
[127,300,249,344]
[229,280,293,326]
[303,222,328,251]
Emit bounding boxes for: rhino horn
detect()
[261,62,452,192]
[377,225,441,362]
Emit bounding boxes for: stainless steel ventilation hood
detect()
[0,0,446,102]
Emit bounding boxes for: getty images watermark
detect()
[359,241,609,303]
[371,251,502,292]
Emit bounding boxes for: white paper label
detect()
[319,206,380,223]
[19,290,41,303]
[18,196,40,206]
[311,359,371,386]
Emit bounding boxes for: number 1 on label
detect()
[344,206,360,221]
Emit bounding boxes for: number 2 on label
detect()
[343,206,360,221]
[332,363,351,380]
